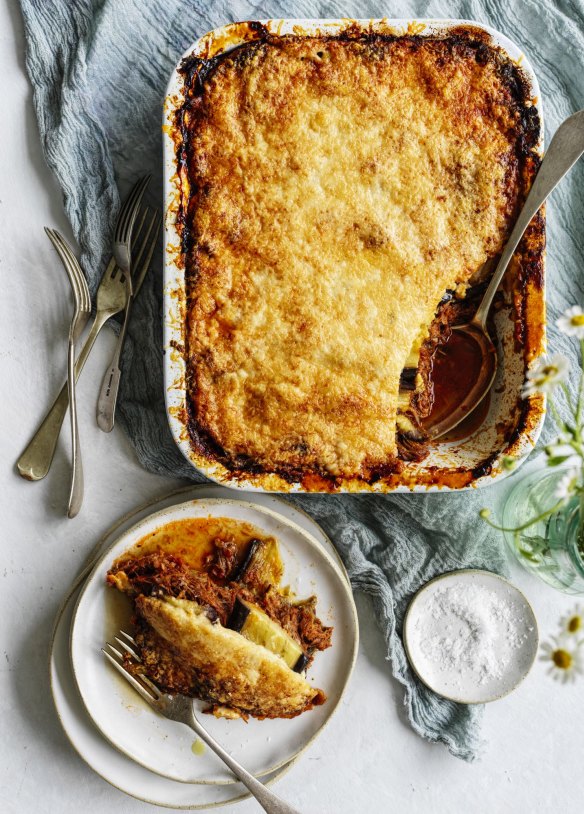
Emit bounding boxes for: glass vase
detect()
[502,468,584,594]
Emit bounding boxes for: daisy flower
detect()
[540,634,584,683]
[557,306,584,339]
[521,354,570,398]
[560,605,584,637]
[553,469,580,500]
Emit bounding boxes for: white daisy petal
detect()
[522,353,570,398]
[560,605,584,636]
[540,634,583,683]
[554,469,580,500]
[557,306,584,339]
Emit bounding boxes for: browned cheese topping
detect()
[181,33,537,481]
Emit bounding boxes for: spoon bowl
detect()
[424,323,497,440]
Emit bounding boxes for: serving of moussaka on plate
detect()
[164,20,546,493]
[107,516,332,719]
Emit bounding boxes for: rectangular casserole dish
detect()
[163,18,546,494]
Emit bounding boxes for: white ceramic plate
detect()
[50,486,351,807]
[70,496,358,785]
[403,570,538,704]
[53,582,291,809]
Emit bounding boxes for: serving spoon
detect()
[425,108,584,440]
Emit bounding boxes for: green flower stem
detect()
[482,331,584,545]
[576,339,584,440]
[548,397,568,433]
[575,341,584,548]
[481,499,566,533]
[561,382,575,413]
[570,440,584,457]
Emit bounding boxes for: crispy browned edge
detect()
[169,21,545,493]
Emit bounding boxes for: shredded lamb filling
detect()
[108,550,332,666]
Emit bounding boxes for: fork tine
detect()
[108,264,126,284]
[105,641,124,660]
[131,207,153,266]
[115,174,151,246]
[45,229,82,311]
[102,647,158,705]
[131,208,148,252]
[132,671,162,699]
[116,175,149,231]
[119,629,137,645]
[54,232,90,313]
[45,228,91,313]
[114,634,141,662]
[132,210,161,298]
[115,631,162,696]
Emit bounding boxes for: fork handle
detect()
[16,312,109,481]
[96,365,122,433]
[186,715,303,814]
[67,338,83,518]
[96,295,132,432]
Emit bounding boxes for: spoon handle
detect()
[474,108,584,329]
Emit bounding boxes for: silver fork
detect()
[96,207,160,432]
[114,174,151,275]
[45,229,91,518]
[103,631,303,814]
[16,222,157,482]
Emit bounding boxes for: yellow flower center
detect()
[571,314,584,327]
[535,365,559,385]
[553,649,573,669]
[542,365,558,377]
[568,616,582,633]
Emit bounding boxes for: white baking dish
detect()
[163,18,546,493]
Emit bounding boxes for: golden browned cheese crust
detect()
[181,34,535,479]
[136,595,326,719]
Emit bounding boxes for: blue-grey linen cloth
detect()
[18,0,584,762]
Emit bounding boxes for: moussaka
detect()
[107,516,332,719]
[173,28,541,488]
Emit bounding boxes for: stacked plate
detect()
[51,486,359,808]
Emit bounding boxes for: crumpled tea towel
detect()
[18,0,584,761]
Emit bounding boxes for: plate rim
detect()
[68,496,359,785]
[402,568,539,704]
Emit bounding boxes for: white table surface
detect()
[1,2,581,811]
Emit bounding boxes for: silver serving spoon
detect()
[426,108,584,440]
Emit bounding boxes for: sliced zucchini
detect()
[227,597,306,672]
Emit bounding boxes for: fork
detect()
[96,207,160,432]
[16,221,157,481]
[104,631,303,814]
[114,174,150,276]
[45,230,91,517]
